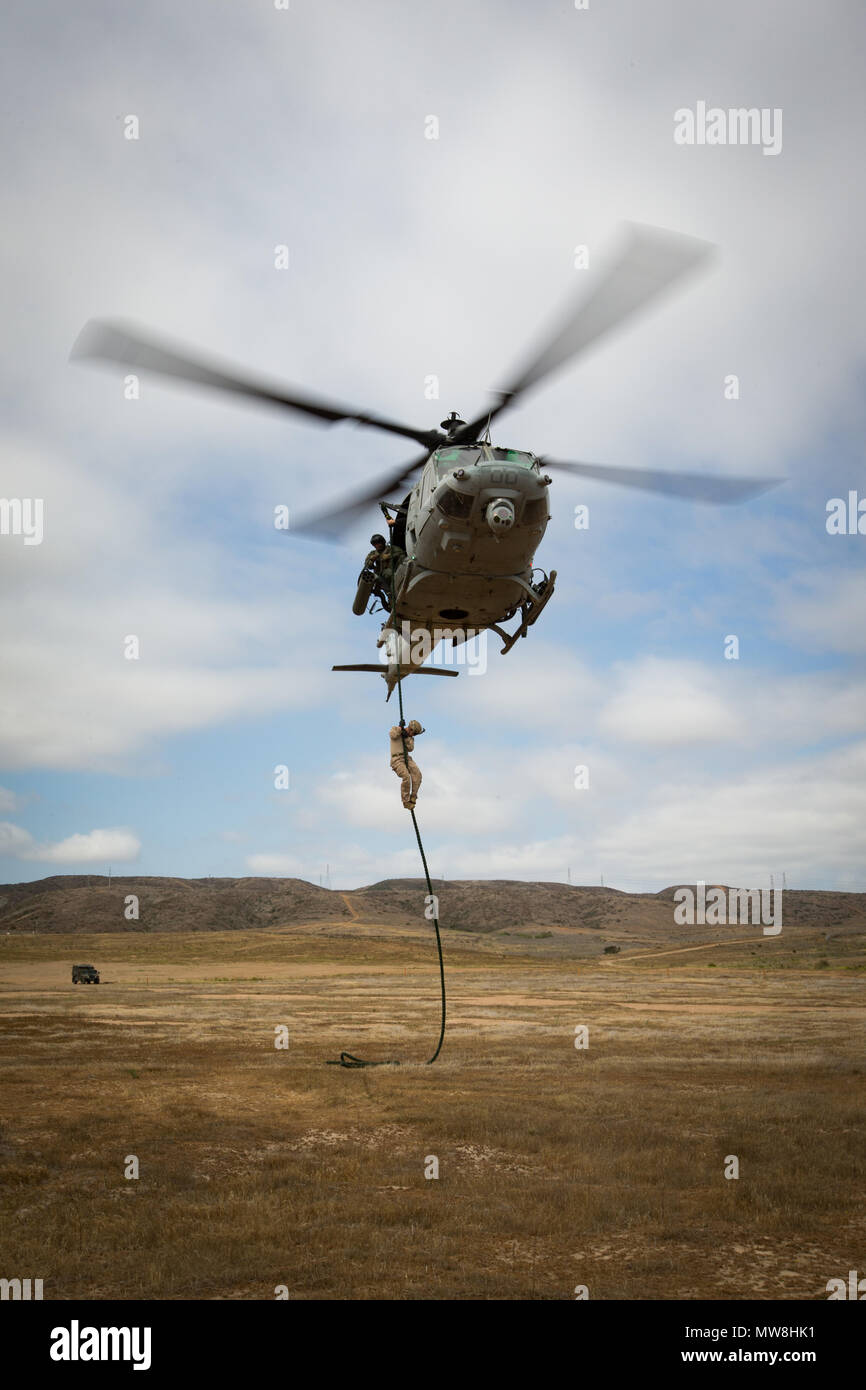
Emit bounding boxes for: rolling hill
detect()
[1,874,863,942]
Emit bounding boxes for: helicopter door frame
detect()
[419,458,437,509]
[413,461,437,545]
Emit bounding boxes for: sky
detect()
[1,0,864,892]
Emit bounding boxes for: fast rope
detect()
[328,540,447,1068]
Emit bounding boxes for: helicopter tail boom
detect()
[332,663,459,701]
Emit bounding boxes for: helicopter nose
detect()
[486,497,515,534]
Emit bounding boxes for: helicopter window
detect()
[492,448,535,468]
[433,447,481,475]
[437,487,474,519]
[523,497,548,525]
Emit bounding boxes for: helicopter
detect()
[72,223,783,699]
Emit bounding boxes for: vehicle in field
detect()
[72,963,100,984]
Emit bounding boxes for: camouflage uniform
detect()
[365,543,389,571]
[366,543,405,594]
[390,720,424,809]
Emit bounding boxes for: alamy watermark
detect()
[826,491,866,535]
[50,1321,152,1370]
[826,1269,866,1299]
[1,1276,43,1299]
[379,622,487,675]
[0,498,43,545]
[674,881,782,935]
[674,102,782,156]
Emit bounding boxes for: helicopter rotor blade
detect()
[71,319,443,451]
[456,222,715,442]
[290,452,429,542]
[541,457,785,504]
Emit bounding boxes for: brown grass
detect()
[0,927,864,1300]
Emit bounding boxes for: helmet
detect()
[370,534,386,547]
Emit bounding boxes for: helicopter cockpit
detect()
[431,445,537,472]
[416,445,546,535]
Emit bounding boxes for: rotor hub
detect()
[440,411,467,439]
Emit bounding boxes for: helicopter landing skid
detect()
[489,569,557,655]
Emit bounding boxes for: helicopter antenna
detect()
[481,413,492,445]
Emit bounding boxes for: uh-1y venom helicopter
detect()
[72,223,783,699]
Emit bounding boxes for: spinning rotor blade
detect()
[457,223,715,441]
[290,451,429,542]
[541,457,784,504]
[71,319,442,451]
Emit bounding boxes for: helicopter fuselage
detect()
[391,443,550,631]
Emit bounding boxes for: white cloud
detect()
[246,852,305,875]
[0,823,140,863]
[0,437,343,771]
[1,0,864,891]
[775,568,866,655]
[0,823,34,858]
[453,643,602,728]
[599,657,740,745]
[299,743,521,836]
[243,649,866,888]
[595,741,866,888]
[595,655,866,751]
[270,737,866,892]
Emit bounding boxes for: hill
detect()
[0,874,864,941]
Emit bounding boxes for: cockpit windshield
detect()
[432,445,535,474]
[490,448,536,468]
[432,446,482,474]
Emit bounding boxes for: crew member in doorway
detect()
[365,533,393,606]
[390,719,424,810]
[364,531,406,609]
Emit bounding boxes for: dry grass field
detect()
[1,921,864,1300]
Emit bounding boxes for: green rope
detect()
[328,543,447,1068]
